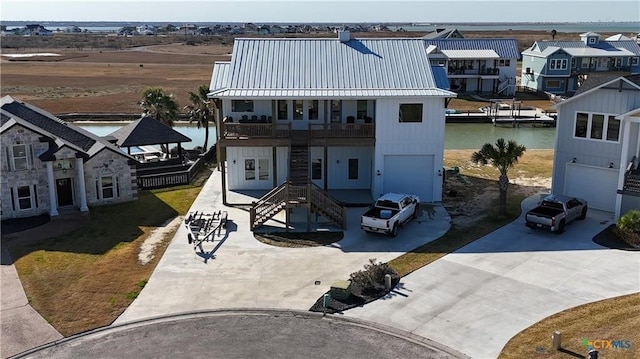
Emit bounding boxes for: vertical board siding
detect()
[553,86,640,195]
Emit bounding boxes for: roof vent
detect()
[338,30,350,43]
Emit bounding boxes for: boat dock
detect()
[446,100,557,127]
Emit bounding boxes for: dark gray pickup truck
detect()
[525,194,588,233]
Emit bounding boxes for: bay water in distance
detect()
[77,122,556,150]
[3,21,639,34]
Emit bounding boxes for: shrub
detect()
[349,258,397,296]
[617,209,640,233]
[615,210,640,247]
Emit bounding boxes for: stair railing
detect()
[250,182,288,230]
[309,183,347,228]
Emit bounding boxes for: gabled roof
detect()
[108,116,192,147]
[422,38,520,59]
[1,96,96,152]
[209,61,231,93]
[423,28,464,39]
[606,34,633,41]
[553,74,640,108]
[523,39,640,57]
[0,96,133,160]
[208,37,456,98]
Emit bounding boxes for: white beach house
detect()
[208,32,455,229]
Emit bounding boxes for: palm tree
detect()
[184,85,215,150]
[139,87,179,128]
[551,29,557,40]
[471,138,527,216]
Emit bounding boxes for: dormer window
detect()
[588,37,596,44]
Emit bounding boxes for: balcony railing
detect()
[448,67,500,76]
[221,122,375,140]
[309,123,375,139]
[222,122,291,139]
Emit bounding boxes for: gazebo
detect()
[107,116,192,162]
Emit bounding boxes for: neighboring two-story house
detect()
[551,74,640,218]
[1,96,138,219]
[521,32,640,96]
[208,32,456,229]
[423,38,520,96]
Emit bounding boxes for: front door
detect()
[56,178,73,207]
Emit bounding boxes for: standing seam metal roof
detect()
[209,38,455,98]
[529,40,640,56]
[422,38,520,59]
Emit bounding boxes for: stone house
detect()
[1,96,137,219]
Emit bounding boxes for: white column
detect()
[615,119,632,219]
[46,161,59,216]
[76,157,89,212]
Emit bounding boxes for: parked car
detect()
[525,194,588,234]
[361,193,420,237]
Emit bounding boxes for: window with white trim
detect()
[96,175,119,199]
[348,159,359,180]
[632,57,639,66]
[399,103,423,123]
[311,159,322,180]
[574,112,620,142]
[16,185,34,210]
[277,100,288,120]
[231,100,253,112]
[308,100,319,120]
[357,100,368,119]
[10,144,29,170]
[549,59,568,70]
[331,100,341,123]
[244,158,270,181]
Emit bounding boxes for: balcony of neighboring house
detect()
[447,66,500,78]
[219,115,375,147]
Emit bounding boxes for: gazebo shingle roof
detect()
[109,116,192,147]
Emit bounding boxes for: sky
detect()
[1,0,639,23]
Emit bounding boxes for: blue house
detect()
[521,32,640,96]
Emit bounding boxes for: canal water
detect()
[76,122,555,150]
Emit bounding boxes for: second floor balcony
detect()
[220,120,375,147]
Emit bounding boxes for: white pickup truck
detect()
[361,193,420,237]
[525,194,588,233]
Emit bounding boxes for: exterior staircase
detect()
[249,130,347,231]
[497,75,511,95]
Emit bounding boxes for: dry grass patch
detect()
[499,293,640,359]
[8,186,201,336]
[444,149,554,181]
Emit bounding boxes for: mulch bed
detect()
[255,231,343,248]
[309,275,401,314]
[593,224,640,251]
[1,214,50,235]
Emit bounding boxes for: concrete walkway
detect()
[345,194,640,358]
[115,169,451,324]
[1,245,63,358]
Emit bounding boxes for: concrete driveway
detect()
[115,170,451,324]
[345,194,640,358]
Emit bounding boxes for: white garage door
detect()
[384,155,434,202]
[564,164,618,212]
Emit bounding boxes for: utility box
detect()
[330,280,352,300]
